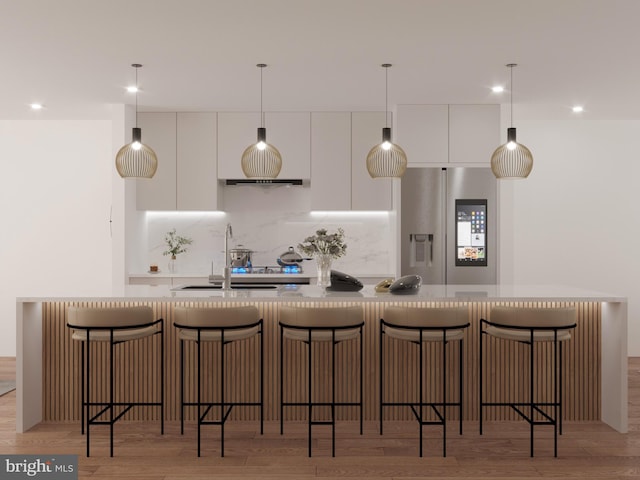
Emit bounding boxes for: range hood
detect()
[225,179,303,186]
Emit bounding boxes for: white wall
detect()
[498,109,640,354]
[0,120,113,356]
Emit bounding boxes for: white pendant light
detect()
[366,64,407,178]
[490,63,533,179]
[241,64,282,179]
[115,64,158,178]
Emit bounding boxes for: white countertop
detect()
[17,284,627,303]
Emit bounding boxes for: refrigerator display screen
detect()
[455,199,487,266]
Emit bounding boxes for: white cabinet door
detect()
[217,112,260,179]
[351,112,392,211]
[396,104,448,165]
[449,105,500,164]
[177,112,219,210]
[265,112,311,178]
[310,112,351,210]
[217,112,311,179]
[136,112,177,210]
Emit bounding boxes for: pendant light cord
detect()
[385,65,389,128]
[506,63,517,129]
[135,65,138,128]
[260,65,264,128]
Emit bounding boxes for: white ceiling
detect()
[2,0,640,120]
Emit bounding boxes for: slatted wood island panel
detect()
[16,284,627,434]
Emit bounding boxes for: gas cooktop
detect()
[208,265,310,285]
[231,265,303,274]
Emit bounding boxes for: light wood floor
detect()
[1,357,638,479]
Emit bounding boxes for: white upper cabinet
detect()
[137,112,220,211]
[136,112,177,210]
[396,105,448,165]
[351,112,393,211]
[448,105,500,164]
[217,112,311,179]
[265,112,311,178]
[310,112,351,210]
[176,112,219,210]
[217,112,259,179]
[396,104,500,166]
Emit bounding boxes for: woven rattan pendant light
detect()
[241,64,282,179]
[490,64,533,179]
[366,64,407,178]
[115,64,158,178]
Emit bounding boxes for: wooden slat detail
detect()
[42,300,600,423]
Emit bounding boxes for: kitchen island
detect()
[16,284,627,435]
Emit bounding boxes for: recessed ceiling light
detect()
[126,86,138,93]
[491,86,504,93]
[572,105,584,113]
[30,103,43,110]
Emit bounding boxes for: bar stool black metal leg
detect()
[110,332,115,458]
[419,335,423,457]
[221,332,226,458]
[80,341,85,435]
[197,333,202,458]
[359,325,363,435]
[280,325,284,435]
[559,341,564,436]
[160,324,165,435]
[307,329,312,457]
[443,336,447,458]
[86,335,91,457]
[554,333,558,457]
[260,326,264,435]
[180,339,184,435]
[479,327,484,436]
[459,338,464,435]
[379,323,384,435]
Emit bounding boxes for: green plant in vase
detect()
[163,228,193,273]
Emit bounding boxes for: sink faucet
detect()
[223,223,233,290]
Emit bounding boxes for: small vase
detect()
[315,254,333,287]
[168,255,177,273]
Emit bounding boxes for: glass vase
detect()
[168,255,177,273]
[315,254,333,287]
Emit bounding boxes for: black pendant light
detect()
[241,64,282,178]
[490,63,534,179]
[366,64,407,178]
[115,64,158,178]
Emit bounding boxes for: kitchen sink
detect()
[175,284,279,290]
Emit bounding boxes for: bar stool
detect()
[479,306,577,457]
[173,306,263,457]
[279,305,364,457]
[66,306,164,457]
[379,305,470,457]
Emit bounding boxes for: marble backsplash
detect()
[142,184,393,277]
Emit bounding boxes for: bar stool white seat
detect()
[380,305,469,457]
[66,306,164,457]
[173,306,263,457]
[479,306,577,457]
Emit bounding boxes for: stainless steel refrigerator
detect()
[400,167,497,284]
